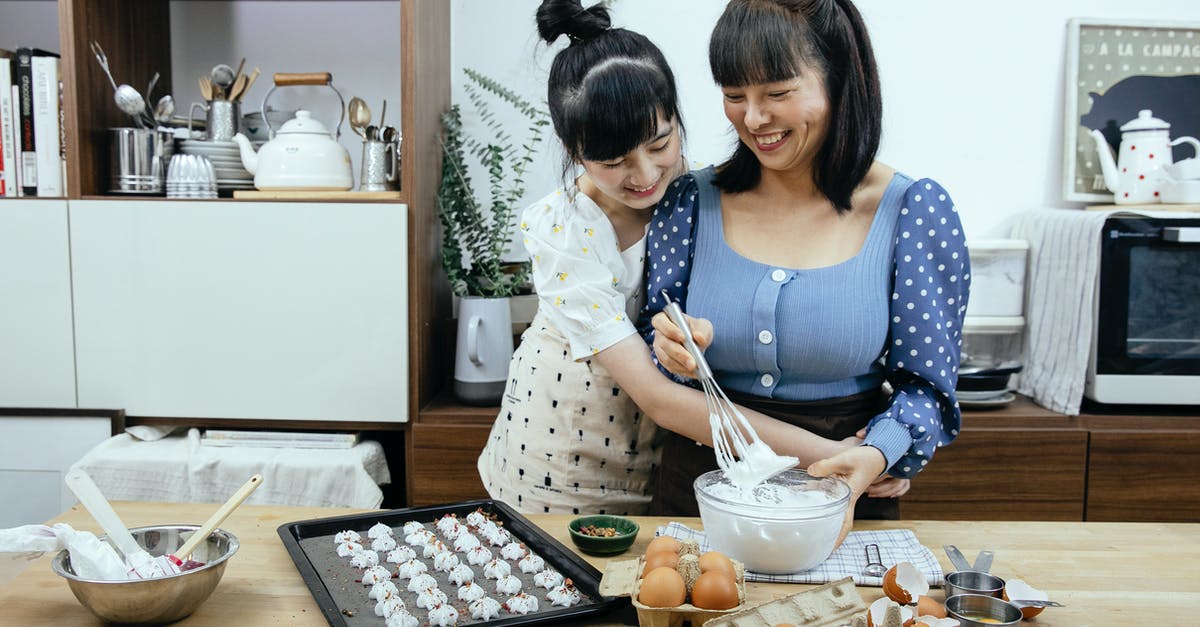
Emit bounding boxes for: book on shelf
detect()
[13,47,59,197]
[31,52,62,197]
[0,50,14,197]
[200,429,361,449]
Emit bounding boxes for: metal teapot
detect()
[1091,109,1200,204]
[231,72,353,191]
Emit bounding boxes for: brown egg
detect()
[638,566,687,608]
[697,551,736,578]
[642,549,679,575]
[915,594,946,619]
[689,570,740,610]
[882,562,929,604]
[645,535,681,557]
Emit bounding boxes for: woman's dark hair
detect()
[536,0,683,175]
[709,0,881,212]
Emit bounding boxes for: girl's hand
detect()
[650,311,713,379]
[807,445,888,549]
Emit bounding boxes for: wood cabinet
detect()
[1086,419,1200,523]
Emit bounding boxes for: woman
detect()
[478,0,858,516]
[640,0,971,527]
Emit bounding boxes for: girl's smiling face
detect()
[721,69,830,176]
[580,112,683,210]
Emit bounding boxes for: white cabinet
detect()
[0,415,111,527]
[69,200,409,422]
[0,201,77,407]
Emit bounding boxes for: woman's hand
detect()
[807,445,888,549]
[650,311,713,379]
[866,476,910,498]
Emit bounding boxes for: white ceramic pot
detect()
[454,296,513,406]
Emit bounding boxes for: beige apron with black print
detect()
[477,311,663,515]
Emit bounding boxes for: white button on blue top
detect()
[771,269,787,282]
[760,373,774,387]
[758,330,773,344]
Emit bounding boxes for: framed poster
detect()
[1063,18,1200,203]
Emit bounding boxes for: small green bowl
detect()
[567,515,639,555]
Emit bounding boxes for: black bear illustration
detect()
[1082,74,1200,163]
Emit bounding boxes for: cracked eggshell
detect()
[882,561,929,605]
[915,595,947,619]
[913,618,960,627]
[1002,578,1048,619]
[868,597,914,627]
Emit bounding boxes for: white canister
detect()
[966,239,1029,317]
[454,296,514,405]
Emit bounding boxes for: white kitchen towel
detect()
[1010,207,1200,414]
[656,522,943,587]
[71,429,391,509]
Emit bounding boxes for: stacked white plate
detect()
[179,139,255,192]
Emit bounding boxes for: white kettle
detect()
[233,111,353,191]
[1091,109,1200,204]
[231,72,353,191]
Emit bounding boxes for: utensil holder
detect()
[189,100,240,142]
[360,139,398,191]
[108,127,175,194]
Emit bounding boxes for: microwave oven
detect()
[1086,216,1200,405]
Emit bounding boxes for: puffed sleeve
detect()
[522,191,637,360]
[637,174,701,351]
[862,178,971,478]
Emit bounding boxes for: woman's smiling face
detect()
[579,112,683,210]
[721,68,830,175]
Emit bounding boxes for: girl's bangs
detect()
[571,64,675,162]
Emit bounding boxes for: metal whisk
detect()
[660,291,799,490]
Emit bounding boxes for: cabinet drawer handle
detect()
[273,72,332,86]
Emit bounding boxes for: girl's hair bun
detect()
[536,0,612,45]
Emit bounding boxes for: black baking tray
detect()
[278,499,628,626]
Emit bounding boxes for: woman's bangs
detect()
[710,6,805,87]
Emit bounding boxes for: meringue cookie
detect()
[368,579,399,601]
[350,549,380,569]
[547,582,582,607]
[401,521,426,536]
[518,553,545,574]
[534,569,564,590]
[483,559,511,579]
[469,597,502,620]
[500,542,526,561]
[494,574,522,595]
[385,609,419,627]
[406,572,438,593]
[405,529,437,547]
[375,595,405,618]
[415,587,449,610]
[427,603,458,626]
[386,545,417,564]
[372,534,398,552]
[457,581,486,602]
[433,551,460,572]
[453,533,481,553]
[361,565,393,586]
[503,593,539,614]
[334,530,361,544]
[447,563,474,586]
[435,514,459,536]
[396,558,428,579]
[465,509,489,529]
[466,545,493,566]
[368,522,394,540]
[337,541,363,558]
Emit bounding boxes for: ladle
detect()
[115,84,148,127]
[154,94,175,125]
[210,63,236,95]
[348,96,370,139]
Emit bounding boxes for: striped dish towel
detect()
[656,522,943,587]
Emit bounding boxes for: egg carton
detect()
[600,557,747,627]
[704,577,868,627]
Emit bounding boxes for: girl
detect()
[477,0,857,515]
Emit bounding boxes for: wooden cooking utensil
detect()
[198,75,213,101]
[166,474,263,570]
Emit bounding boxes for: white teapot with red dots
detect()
[1091,109,1200,204]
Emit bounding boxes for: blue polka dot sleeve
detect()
[861,178,970,478]
[637,174,701,380]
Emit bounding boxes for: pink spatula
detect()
[166,474,262,571]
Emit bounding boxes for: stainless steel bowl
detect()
[51,525,238,625]
[945,569,1005,598]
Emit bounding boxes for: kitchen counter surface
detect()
[1,501,1196,625]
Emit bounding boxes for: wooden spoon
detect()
[228,74,248,102]
[198,75,213,101]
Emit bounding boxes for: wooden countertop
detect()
[1,501,1197,625]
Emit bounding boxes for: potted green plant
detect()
[438,68,549,405]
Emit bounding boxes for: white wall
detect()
[453,0,1200,241]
